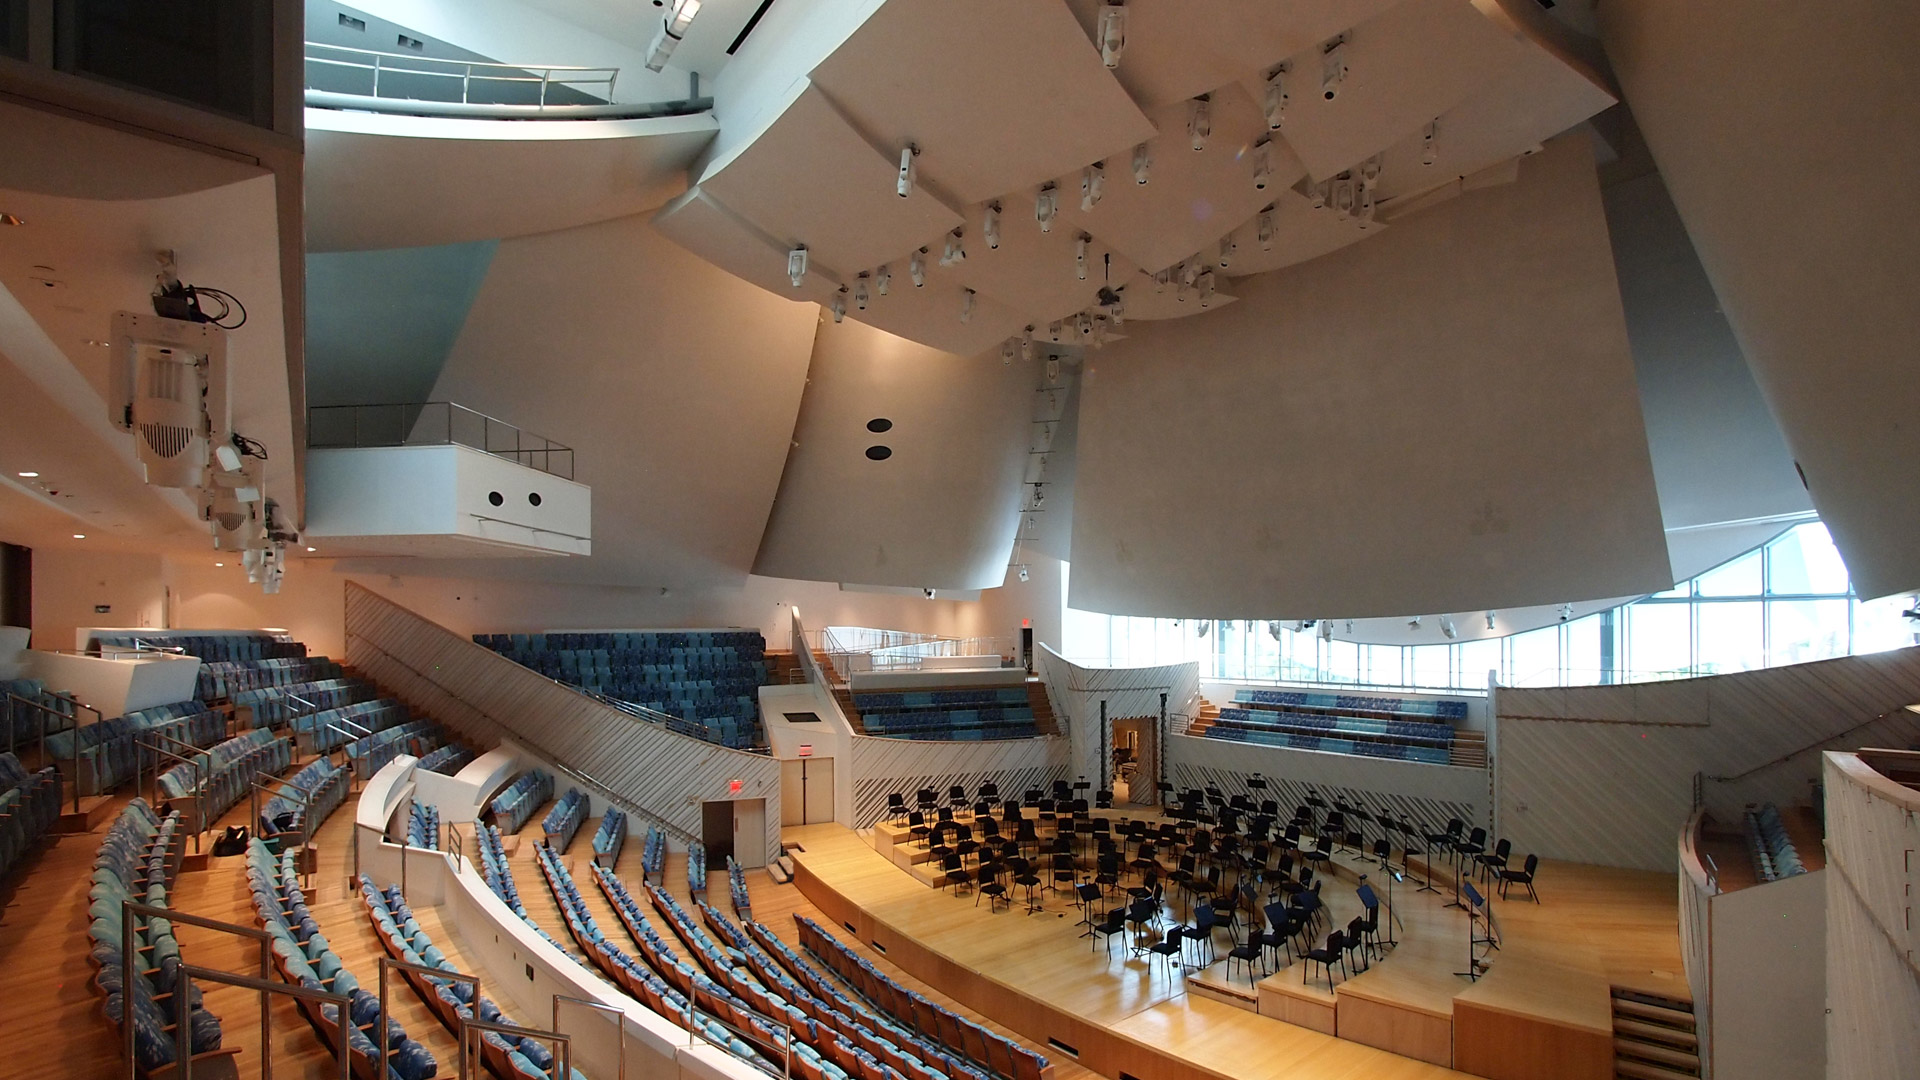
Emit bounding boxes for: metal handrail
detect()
[251,777,314,885]
[554,995,627,1080]
[461,1017,571,1080]
[305,41,618,107]
[687,997,792,1078]
[308,400,576,480]
[382,956,480,1080]
[137,737,209,849]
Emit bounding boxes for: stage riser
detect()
[1455,1000,1613,1080]
[1338,996,1454,1067]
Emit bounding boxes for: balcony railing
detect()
[308,402,574,480]
[305,41,617,108]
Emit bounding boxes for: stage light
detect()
[1257,207,1275,250]
[875,264,892,295]
[830,288,847,323]
[1036,183,1059,233]
[1320,37,1347,100]
[1075,234,1090,280]
[984,202,1002,250]
[960,288,976,323]
[1321,620,1334,641]
[1440,615,1457,639]
[1408,616,1422,629]
[1196,270,1217,307]
[940,227,966,267]
[788,246,808,288]
[897,143,919,198]
[1018,564,1030,583]
[1219,235,1235,268]
[1081,162,1106,211]
[644,0,702,71]
[1263,66,1289,130]
[854,273,870,310]
[1189,96,1211,151]
[1360,153,1383,189]
[1252,138,1274,190]
[1022,325,1036,361]
[1002,339,1016,365]
[1485,611,1497,630]
[1098,1,1127,67]
[1267,621,1282,641]
[1422,120,1439,166]
[1132,142,1151,184]
[1076,312,1093,338]
[1197,620,1211,638]
[1558,603,1575,622]
[910,247,927,287]
[1309,182,1327,210]
[1048,320,1064,342]
[1045,357,1060,382]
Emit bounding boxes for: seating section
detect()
[475,630,771,751]
[233,676,376,729]
[1745,803,1808,882]
[198,656,344,703]
[417,743,473,775]
[1,676,76,742]
[592,807,626,867]
[45,700,226,797]
[245,839,439,1080]
[1231,689,1470,722]
[727,857,752,919]
[641,824,667,881]
[688,840,708,897]
[407,802,440,850]
[1207,707,1455,765]
[258,757,350,840]
[86,800,226,1077]
[291,697,413,756]
[157,728,292,827]
[491,769,554,835]
[340,718,446,778]
[359,877,582,1079]
[542,787,588,852]
[852,687,1038,741]
[0,751,61,877]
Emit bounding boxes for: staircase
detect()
[1611,988,1701,1079]
[1187,697,1221,737]
[1025,678,1059,736]
[765,649,805,685]
[832,684,866,733]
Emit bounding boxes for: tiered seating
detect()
[358,877,581,1079]
[86,800,228,1077]
[416,743,473,775]
[292,697,412,755]
[244,839,438,1079]
[1232,689,1470,722]
[491,769,554,835]
[475,824,529,919]
[198,656,344,703]
[157,728,291,825]
[1208,702,1457,765]
[641,825,667,881]
[795,915,1049,1080]
[727,857,751,919]
[407,802,440,849]
[591,808,626,867]
[0,751,61,877]
[340,719,443,777]
[46,700,226,796]
[233,676,376,729]
[688,840,708,898]
[1,676,75,741]
[542,788,588,852]
[258,757,350,841]
[851,687,1038,741]
[475,630,771,751]
[93,630,305,661]
[1744,803,1808,882]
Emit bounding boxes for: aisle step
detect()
[1613,1017,1699,1050]
[1615,1057,1699,1080]
[1614,1037,1701,1072]
[1612,996,1696,1028]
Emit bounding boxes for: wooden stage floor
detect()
[787,821,1684,1080]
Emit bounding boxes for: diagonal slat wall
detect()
[1036,644,1199,798]
[343,582,783,863]
[847,733,1069,828]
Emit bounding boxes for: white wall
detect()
[1710,870,1826,1080]
[30,547,167,653]
[1822,752,1920,1080]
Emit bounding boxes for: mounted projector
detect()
[108,310,229,490]
[203,456,265,551]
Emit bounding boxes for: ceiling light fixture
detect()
[1218,234,1234,268]
[1321,620,1334,641]
[73,533,86,539]
[830,287,847,323]
[1097,1,1127,68]
[1257,206,1275,250]
[1263,65,1289,130]
[1252,138,1274,191]
[1408,615,1423,629]
[984,202,1002,249]
[1485,611,1497,630]
[215,562,225,567]
[875,264,892,295]
[1422,119,1439,166]
[940,227,966,267]
[1132,142,1151,185]
[1074,234,1090,280]
[787,246,808,288]
[1036,183,1058,233]
[1021,325,1035,361]
[896,142,919,198]
[644,0,702,72]
[910,247,927,287]
[1196,269,1217,307]
[307,546,318,553]
[1320,36,1348,100]
[1002,340,1016,365]
[959,288,975,323]
[1081,162,1105,211]
[1439,615,1457,639]
[1018,564,1030,583]
[1045,356,1060,382]
[17,471,38,478]
[0,212,24,227]
[854,273,870,309]
[1189,95,1211,152]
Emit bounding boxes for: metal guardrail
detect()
[462,1017,572,1080]
[306,41,617,107]
[554,995,628,1080]
[308,401,576,480]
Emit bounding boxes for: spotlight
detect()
[1002,339,1016,365]
[910,247,927,287]
[1321,620,1334,641]
[1076,312,1093,338]
[1422,119,1439,166]
[307,546,318,553]
[1036,183,1059,232]
[1098,1,1127,68]
[1262,66,1289,130]
[1018,564,1030,583]
[924,588,937,599]
[1309,182,1328,210]
[1360,153,1383,190]
[787,246,808,288]
[1218,234,1235,268]
[1189,95,1211,151]
[1048,320,1063,342]
[829,288,847,323]
[1021,324,1036,360]
[644,0,702,72]
[73,533,86,540]
[1252,138,1274,190]
[1267,621,1281,641]
[1032,483,1045,507]
[960,288,976,323]
[1334,176,1355,217]
[1081,162,1106,211]
[0,212,24,227]
[1558,603,1575,622]
[1196,269,1217,307]
[1485,611,1497,630]
[940,227,966,267]
[1439,615,1457,639]
[17,471,38,478]
[1132,142,1151,184]
[1408,616,1422,629]
[1320,37,1347,100]
[897,143,919,198]
[1257,207,1275,250]
[1197,620,1211,638]
[875,264,892,295]
[984,202,1002,250]
[1045,357,1060,382]
[854,273,870,310]
[1075,234,1090,280]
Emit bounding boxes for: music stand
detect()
[1075,882,1103,937]
[1454,882,1493,981]
[1355,879,1379,967]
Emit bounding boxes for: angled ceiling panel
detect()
[944,198,1143,331]
[808,0,1157,205]
[835,254,1029,358]
[1216,189,1380,278]
[652,186,845,304]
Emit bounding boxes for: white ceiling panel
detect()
[838,256,1029,357]
[1218,190,1382,278]
[652,186,845,304]
[807,0,1157,205]
[697,82,962,277]
[1061,0,1411,109]
[1253,0,1532,181]
[1058,83,1303,274]
[1112,273,1238,321]
[943,198,1144,330]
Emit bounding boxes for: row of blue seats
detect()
[0,751,60,877]
[1,676,75,742]
[852,687,1029,710]
[542,788,588,852]
[341,719,444,779]
[93,631,305,664]
[688,840,708,895]
[198,656,343,702]
[417,743,471,774]
[234,677,375,729]
[1216,707,1452,746]
[1745,803,1808,881]
[361,878,577,1079]
[1204,723,1452,765]
[259,757,350,840]
[641,824,667,880]
[476,630,765,653]
[247,840,438,1079]
[406,802,439,850]
[292,698,410,756]
[88,801,223,1078]
[158,729,292,824]
[864,722,1040,742]
[492,770,554,835]
[728,857,752,919]
[592,808,625,867]
[645,883,806,1062]
[1232,688,1470,721]
[507,652,766,680]
[47,701,226,796]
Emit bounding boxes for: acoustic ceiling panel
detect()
[834,252,1030,358]
[1215,189,1380,278]
[652,186,845,303]
[808,0,1157,205]
[944,196,1144,330]
[1069,134,1672,618]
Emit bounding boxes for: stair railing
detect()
[251,776,315,885]
[381,957,480,1079]
[460,1017,571,1080]
[553,995,627,1080]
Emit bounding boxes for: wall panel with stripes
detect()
[847,734,1070,828]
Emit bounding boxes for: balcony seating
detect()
[1744,802,1808,882]
[357,877,581,1079]
[339,719,445,778]
[232,677,377,729]
[44,701,227,797]
[542,788,588,852]
[197,656,345,703]
[416,744,473,775]
[291,698,412,756]
[475,630,771,751]
[244,840,438,1080]
[157,728,292,825]
[87,800,229,1077]
[727,857,752,919]
[490,770,554,835]
[688,841,707,898]
[406,802,440,850]
[641,825,666,881]
[259,757,350,842]
[0,751,60,878]
[1206,706,1456,765]
[2,676,76,742]
[1230,689,1470,722]
[92,630,305,662]
[591,808,626,868]
[852,686,1039,741]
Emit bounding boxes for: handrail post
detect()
[462,1018,570,1080]
[381,956,479,1080]
[553,994,626,1080]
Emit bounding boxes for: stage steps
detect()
[1025,678,1060,736]
[1610,987,1700,1079]
[1187,698,1221,737]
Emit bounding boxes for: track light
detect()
[1048,320,1063,342]
[1196,269,1217,307]
[1081,162,1106,211]
[1422,119,1439,167]
[787,246,808,288]
[1218,234,1234,268]
[1075,234,1090,280]
[1076,312,1093,338]
[875,264,892,296]
[1439,615,1457,639]
[940,227,966,267]
[1408,615,1422,629]
[1263,65,1289,130]
[1036,183,1058,233]
[644,0,701,71]
[1355,183,1375,229]
[1308,182,1327,211]
[1334,176,1355,217]
[1021,325,1035,361]
[1045,356,1060,382]
[910,247,927,287]
[1320,37,1347,101]
[854,273,870,310]
[1360,153,1383,190]
[1321,620,1334,642]
[830,287,847,323]
[1485,611,1497,630]
[960,288,976,323]
[1267,620,1282,641]
[984,203,1002,250]
[1002,339,1016,365]
[1018,564,1030,583]
[1098,1,1127,68]
[897,143,919,198]
[1252,138,1274,191]
[1132,142,1151,184]
[1189,95,1211,151]
[1257,207,1275,250]
[1558,603,1575,622]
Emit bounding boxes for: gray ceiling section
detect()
[304,240,499,408]
[307,3,604,106]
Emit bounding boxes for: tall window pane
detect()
[1768,523,1851,595]
[1696,601,1764,674]
[1767,599,1850,666]
[1697,549,1763,597]
[1457,639,1501,689]
[1363,644,1404,686]
[1508,627,1559,687]
[1629,603,1691,676]
[1564,616,1602,685]
[1854,593,1917,655]
[1409,644,1452,688]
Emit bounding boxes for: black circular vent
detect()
[865,446,893,461]
[867,418,893,433]
[528,492,543,507]
[487,491,503,506]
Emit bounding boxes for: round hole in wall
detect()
[866,418,893,433]
[488,491,503,506]
[528,492,543,507]
[865,445,893,461]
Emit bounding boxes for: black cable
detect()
[231,433,270,461]
[190,285,248,330]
